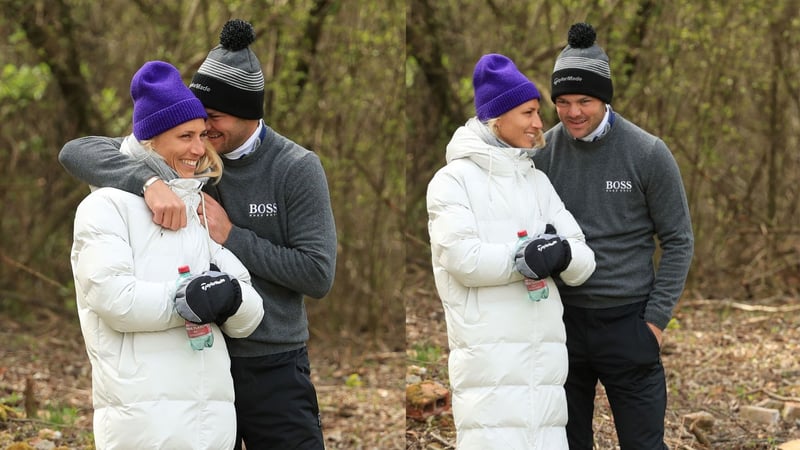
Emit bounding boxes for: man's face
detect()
[554,94,606,139]
[203,108,255,155]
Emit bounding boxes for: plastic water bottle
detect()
[517,230,549,301]
[178,265,214,350]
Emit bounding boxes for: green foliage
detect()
[2,0,800,370]
[0,63,50,110]
[42,406,79,426]
[407,0,800,301]
[666,318,680,331]
[410,342,442,365]
[95,87,129,136]
[345,373,364,388]
[0,0,405,351]
[0,392,22,406]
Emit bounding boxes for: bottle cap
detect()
[178,265,190,274]
[517,230,528,238]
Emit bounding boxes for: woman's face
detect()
[150,118,208,178]
[494,98,544,148]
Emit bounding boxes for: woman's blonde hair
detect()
[196,140,223,183]
[142,138,223,183]
[486,117,546,149]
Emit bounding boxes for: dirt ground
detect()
[2,272,800,450]
[405,265,800,449]
[0,308,405,450]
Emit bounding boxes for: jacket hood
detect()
[445,118,533,176]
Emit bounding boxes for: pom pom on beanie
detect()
[551,22,614,104]
[189,19,265,119]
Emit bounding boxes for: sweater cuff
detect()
[643,308,671,331]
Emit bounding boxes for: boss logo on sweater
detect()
[249,203,279,217]
[605,180,632,192]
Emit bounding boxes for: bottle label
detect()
[516,231,549,302]
[185,322,212,338]
[524,278,549,302]
[524,278,547,291]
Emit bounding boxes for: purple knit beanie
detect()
[131,61,208,140]
[473,53,541,121]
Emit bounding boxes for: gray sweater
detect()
[533,113,693,329]
[59,125,337,356]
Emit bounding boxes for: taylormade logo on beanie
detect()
[190,19,265,119]
[551,23,613,104]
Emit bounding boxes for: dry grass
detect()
[2,269,798,450]
[405,264,800,449]
[0,309,405,450]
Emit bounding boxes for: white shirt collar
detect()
[578,104,611,142]
[222,120,264,160]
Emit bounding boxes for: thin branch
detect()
[679,298,800,313]
[0,251,64,290]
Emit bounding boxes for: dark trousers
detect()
[231,346,324,450]
[563,302,668,450]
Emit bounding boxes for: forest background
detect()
[405,1,800,448]
[1,1,406,448]
[407,0,800,299]
[0,0,799,449]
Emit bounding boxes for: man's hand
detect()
[144,180,186,230]
[647,322,663,347]
[199,193,233,244]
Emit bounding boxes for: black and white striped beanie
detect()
[190,19,265,119]
[551,23,613,104]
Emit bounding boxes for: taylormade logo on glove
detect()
[201,278,227,291]
[537,240,558,252]
[514,225,572,280]
[175,270,243,326]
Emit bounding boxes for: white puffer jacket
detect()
[426,120,596,450]
[71,176,264,450]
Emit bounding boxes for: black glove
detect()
[514,228,572,279]
[175,270,243,325]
